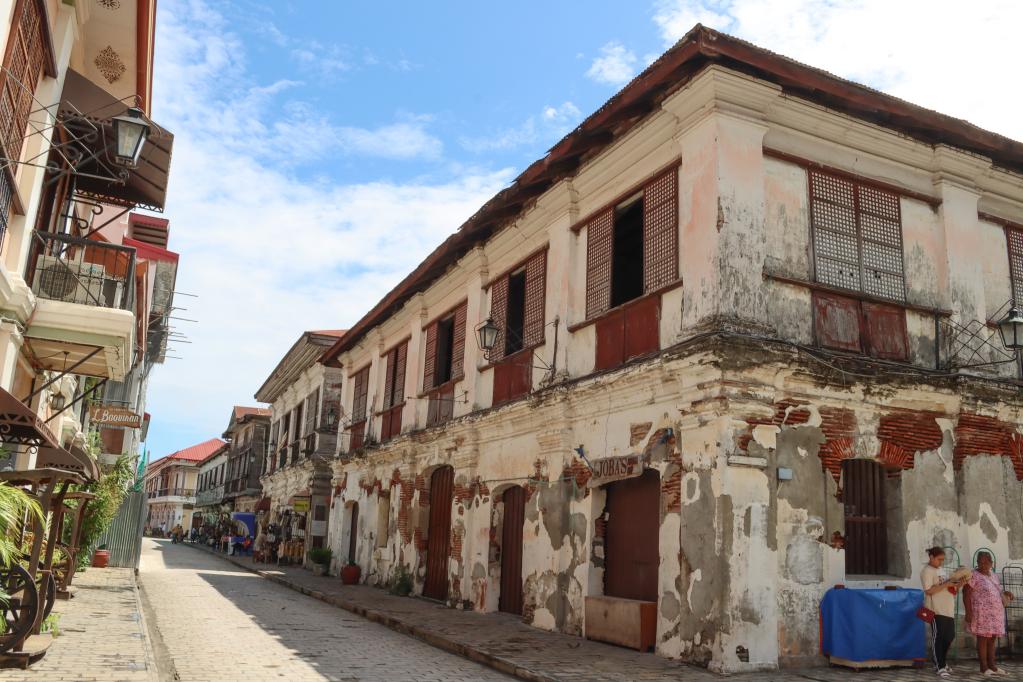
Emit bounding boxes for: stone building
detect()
[315,26,1023,673]
[194,442,229,523]
[144,438,224,531]
[256,330,345,558]
[221,406,270,513]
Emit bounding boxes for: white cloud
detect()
[585,42,638,86]
[146,0,510,453]
[460,101,582,153]
[649,0,1023,141]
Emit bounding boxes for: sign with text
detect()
[89,405,143,429]
[587,454,643,488]
[292,499,310,513]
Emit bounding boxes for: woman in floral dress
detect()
[964,551,1012,676]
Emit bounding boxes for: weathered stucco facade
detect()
[312,28,1023,673]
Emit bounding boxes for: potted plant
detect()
[307,547,332,576]
[388,563,413,596]
[92,544,110,568]
[340,559,361,585]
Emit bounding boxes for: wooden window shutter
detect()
[393,341,407,404]
[1008,229,1023,306]
[352,368,369,422]
[0,0,45,166]
[383,349,396,408]
[423,322,437,390]
[451,302,467,380]
[522,250,547,348]
[585,207,614,319]
[490,276,508,360]
[384,341,408,408]
[642,169,678,292]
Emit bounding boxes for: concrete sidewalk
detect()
[187,543,1015,682]
[1,565,157,682]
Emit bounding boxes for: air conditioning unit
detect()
[33,255,105,305]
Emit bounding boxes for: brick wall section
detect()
[954,412,1023,479]
[875,409,945,473]
[661,465,683,513]
[390,468,416,545]
[561,459,592,493]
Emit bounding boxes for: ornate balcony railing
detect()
[148,487,194,499]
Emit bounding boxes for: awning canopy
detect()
[58,69,174,212]
[36,443,99,482]
[0,387,59,448]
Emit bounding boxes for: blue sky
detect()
[142,0,1022,459]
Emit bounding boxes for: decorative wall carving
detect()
[94,46,126,83]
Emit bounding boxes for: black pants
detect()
[932,615,955,670]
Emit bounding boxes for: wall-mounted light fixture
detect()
[997,306,1023,351]
[110,107,150,167]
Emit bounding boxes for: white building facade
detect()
[316,26,1023,673]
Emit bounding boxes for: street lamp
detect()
[475,318,500,356]
[49,393,65,411]
[111,107,150,167]
[997,307,1023,351]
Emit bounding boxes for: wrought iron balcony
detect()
[148,487,194,499]
[28,231,136,311]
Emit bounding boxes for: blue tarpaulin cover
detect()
[230,512,257,538]
[820,587,925,662]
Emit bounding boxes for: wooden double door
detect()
[423,467,454,600]
[604,469,660,602]
[499,486,526,615]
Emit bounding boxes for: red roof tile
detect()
[165,438,226,462]
[310,329,347,338]
[233,406,271,420]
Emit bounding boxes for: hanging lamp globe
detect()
[111,107,150,167]
[997,307,1023,351]
[49,393,65,411]
[476,317,500,354]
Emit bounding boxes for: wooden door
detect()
[842,459,887,575]
[348,502,359,562]
[604,469,660,602]
[499,486,525,615]
[423,466,453,600]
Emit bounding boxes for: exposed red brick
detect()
[630,422,652,447]
[875,409,945,471]
[561,458,592,492]
[661,466,683,513]
[954,412,1023,479]
[819,437,855,482]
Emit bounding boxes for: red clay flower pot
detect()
[92,549,110,568]
[340,563,361,585]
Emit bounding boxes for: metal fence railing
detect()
[28,230,136,311]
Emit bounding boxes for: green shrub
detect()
[389,563,413,596]
[307,547,332,565]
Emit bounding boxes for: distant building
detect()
[144,438,225,531]
[255,330,345,564]
[222,406,270,513]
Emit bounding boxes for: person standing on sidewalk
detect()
[921,547,960,678]
[964,551,1012,677]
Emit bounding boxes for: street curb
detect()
[129,570,162,682]
[184,543,553,682]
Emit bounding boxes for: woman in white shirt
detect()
[921,547,963,678]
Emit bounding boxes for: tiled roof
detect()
[320,24,1023,365]
[165,438,226,462]
[233,406,271,420]
[310,329,347,338]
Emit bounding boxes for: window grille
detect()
[351,367,369,423]
[1007,229,1023,306]
[809,170,906,301]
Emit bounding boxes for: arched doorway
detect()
[604,468,660,602]
[499,485,525,615]
[348,502,359,563]
[423,466,454,600]
[842,458,887,575]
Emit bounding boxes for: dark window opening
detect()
[842,458,889,575]
[435,316,455,386]
[505,269,526,355]
[611,196,644,308]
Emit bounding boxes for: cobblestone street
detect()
[137,538,509,681]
